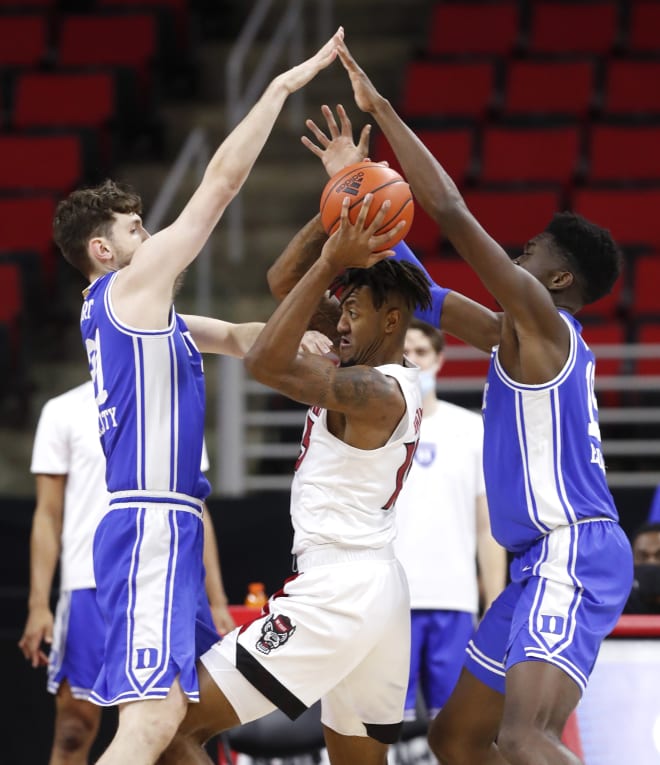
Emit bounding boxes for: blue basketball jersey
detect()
[482,311,618,552]
[80,272,210,499]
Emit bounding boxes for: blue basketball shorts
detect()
[48,588,104,700]
[405,609,475,719]
[90,494,219,706]
[465,519,633,694]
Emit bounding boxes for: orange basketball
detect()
[319,161,414,248]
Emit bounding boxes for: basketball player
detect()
[50,30,343,765]
[17,380,234,765]
[395,320,506,724]
[332,41,634,765]
[157,197,432,765]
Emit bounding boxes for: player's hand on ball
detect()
[322,195,405,270]
[302,104,371,178]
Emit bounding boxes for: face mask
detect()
[418,369,437,397]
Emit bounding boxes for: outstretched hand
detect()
[277,27,344,95]
[321,195,406,271]
[302,104,371,178]
[336,40,383,114]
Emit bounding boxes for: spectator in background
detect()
[395,320,506,724]
[624,522,660,614]
[18,380,233,765]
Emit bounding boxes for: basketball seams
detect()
[324,182,412,235]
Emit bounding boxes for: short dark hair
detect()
[335,260,432,314]
[545,212,622,305]
[408,318,445,353]
[53,179,142,278]
[632,522,660,545]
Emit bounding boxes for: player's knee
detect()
[53,715,97,756]
[497,721,540,765]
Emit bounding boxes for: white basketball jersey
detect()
[30,382,106,590]
[394,402,485,612]
[290,362,422,556]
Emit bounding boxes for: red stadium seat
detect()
[527,1,619,55]
[0,134,82,193]
[502,59,596,118]
[480,125,581,186]
[0,15,48,67]
[442,333,491,379]
[462,189,560,249]
[97,0,190,52]
[373,128,475,186]
[427,1,520,56]
[0,263,22,325]
[406,206,441,258]
[631,253,660,318]
[634,322,660,375]
[58,14,159,94]
[424,256,500,311]
[0,197,57,283]
[0,0,55,6]
[400,61,495,120]
[604,60,660,115]
[627,1,660,53]
[12,72,115,129]
[588,125,660,183]
[573,189,660,250]
[581,321,626,376]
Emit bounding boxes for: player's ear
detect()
[550,268,574,291]
[89,236,112,264]
[384,307,401,335]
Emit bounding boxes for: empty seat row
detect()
[401,58,660,121]
[426,1,660,57]
[374,124,660,193]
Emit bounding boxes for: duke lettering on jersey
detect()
[79,272,210,499]
[482,312,619,552]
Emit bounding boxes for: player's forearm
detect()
[27,513,60,609]
[369,98,465,226]
[245,254,337,383]
[267,215,328,300]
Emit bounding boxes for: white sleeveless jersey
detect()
[290,362,422,556]
[30,382,106,591]
[394,402,485,612]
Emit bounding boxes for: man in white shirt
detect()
[18,380,234,765]
[394,320,506,722]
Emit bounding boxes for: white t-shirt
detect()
[393,401,485,613]
[30,381,211,592]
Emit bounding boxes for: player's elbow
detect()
[266,265,289,302]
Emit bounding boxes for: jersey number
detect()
[382,441,418,510]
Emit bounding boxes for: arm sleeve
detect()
[392,241,450,328]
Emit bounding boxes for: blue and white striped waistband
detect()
[108,490,205,516]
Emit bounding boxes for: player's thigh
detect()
[501,660,581,739]
[177,661,241,743]
[428,667,504,752]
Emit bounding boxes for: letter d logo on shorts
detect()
[135,646,159,670]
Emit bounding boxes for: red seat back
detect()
[0,134,82,192]
[573,189,660,250]
[427,1,520,56]
[0,15,48,66]
[480,125,581,185]
[400,61,495,119]
[528,1,619,54]
[503,59,595,118]
[0,197,57,280]
[627,1,660,53]
[588,125,660,183]
[13,72,115,129]
[604,60,660,115]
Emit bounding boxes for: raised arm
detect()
[336,42,566,352]
[111,29,345,328]
[299,104,502,352]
